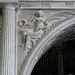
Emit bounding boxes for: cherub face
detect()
[36,10,44,17]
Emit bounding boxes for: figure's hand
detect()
[20,30,28,35]
[43,21,48,26]
[22,31,27,35]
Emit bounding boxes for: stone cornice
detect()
[0,1,18,9]
[19,0,75,2]
[19,1,75,9]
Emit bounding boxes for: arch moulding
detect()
[20,15,75,75]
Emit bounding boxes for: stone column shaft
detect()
[1,5,16,75]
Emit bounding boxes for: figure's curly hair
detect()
[35,10,44,17]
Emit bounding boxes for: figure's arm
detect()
[19,19,30,27]
[31,18,36,23]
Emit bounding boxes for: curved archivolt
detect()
[20,15,75,75]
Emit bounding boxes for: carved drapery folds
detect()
[18,10,74,51]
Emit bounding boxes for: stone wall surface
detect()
[0,0,75,75]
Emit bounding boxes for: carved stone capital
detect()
[0,1,18,10]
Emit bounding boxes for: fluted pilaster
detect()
[1,5,16,75]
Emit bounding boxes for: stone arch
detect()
[21,16,75,75]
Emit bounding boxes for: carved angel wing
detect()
[44,12,75,25]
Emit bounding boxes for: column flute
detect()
[1,5,16,75]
